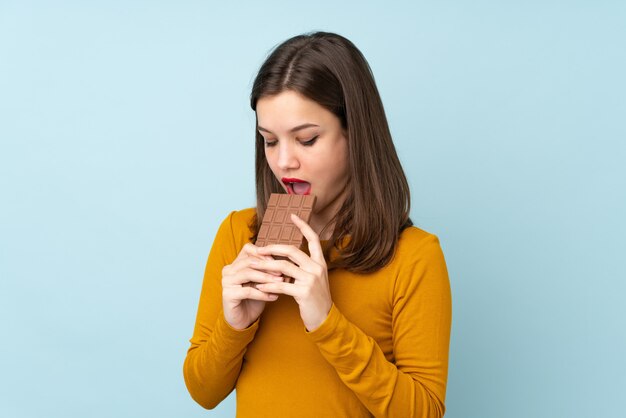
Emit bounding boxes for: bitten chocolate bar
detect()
[255,193,316,248]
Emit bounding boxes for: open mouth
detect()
[282,178,311,195]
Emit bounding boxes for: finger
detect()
[256,249,282,275]
[224,267,285,286]
[251,258,305,281]
[232,252,278,273]
[234,242,261,261]
[254,281,299,298]
[256,244,310,267]
[224,285,279,302]
[290,213,325,264]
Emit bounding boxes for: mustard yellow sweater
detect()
[183,208,452,417]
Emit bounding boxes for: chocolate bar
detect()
[255,193,316,248]
[255,193,316,283]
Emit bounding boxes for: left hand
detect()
[252,213,332,331]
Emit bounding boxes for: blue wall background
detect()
[1,1,624,417]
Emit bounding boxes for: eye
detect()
[264,139,277,147]
[300,135,319,146]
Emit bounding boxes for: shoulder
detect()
[390,226,449,288]
[225,207,256,232]
[395,226,444,260]
[215,207,256,248]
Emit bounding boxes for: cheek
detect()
[333,145,349,178]
[322,158,349,187]
[264,153,286,188]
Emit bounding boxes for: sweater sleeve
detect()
[306,234,452,418]
[183,211,259,409]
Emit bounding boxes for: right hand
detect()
[221,243,283,330]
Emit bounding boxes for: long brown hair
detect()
[250,32,412,273]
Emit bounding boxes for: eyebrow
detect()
[257,123,319,134]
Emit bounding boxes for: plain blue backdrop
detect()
[1,1,624,417]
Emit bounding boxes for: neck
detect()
[310,217,335,241]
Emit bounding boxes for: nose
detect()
[276,141,300,171]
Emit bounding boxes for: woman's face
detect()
[256,90,349,232]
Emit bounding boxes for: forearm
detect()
[183,311,258,409]
[307,305,447,418]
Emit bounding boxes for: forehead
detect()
[256,90,336,131]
